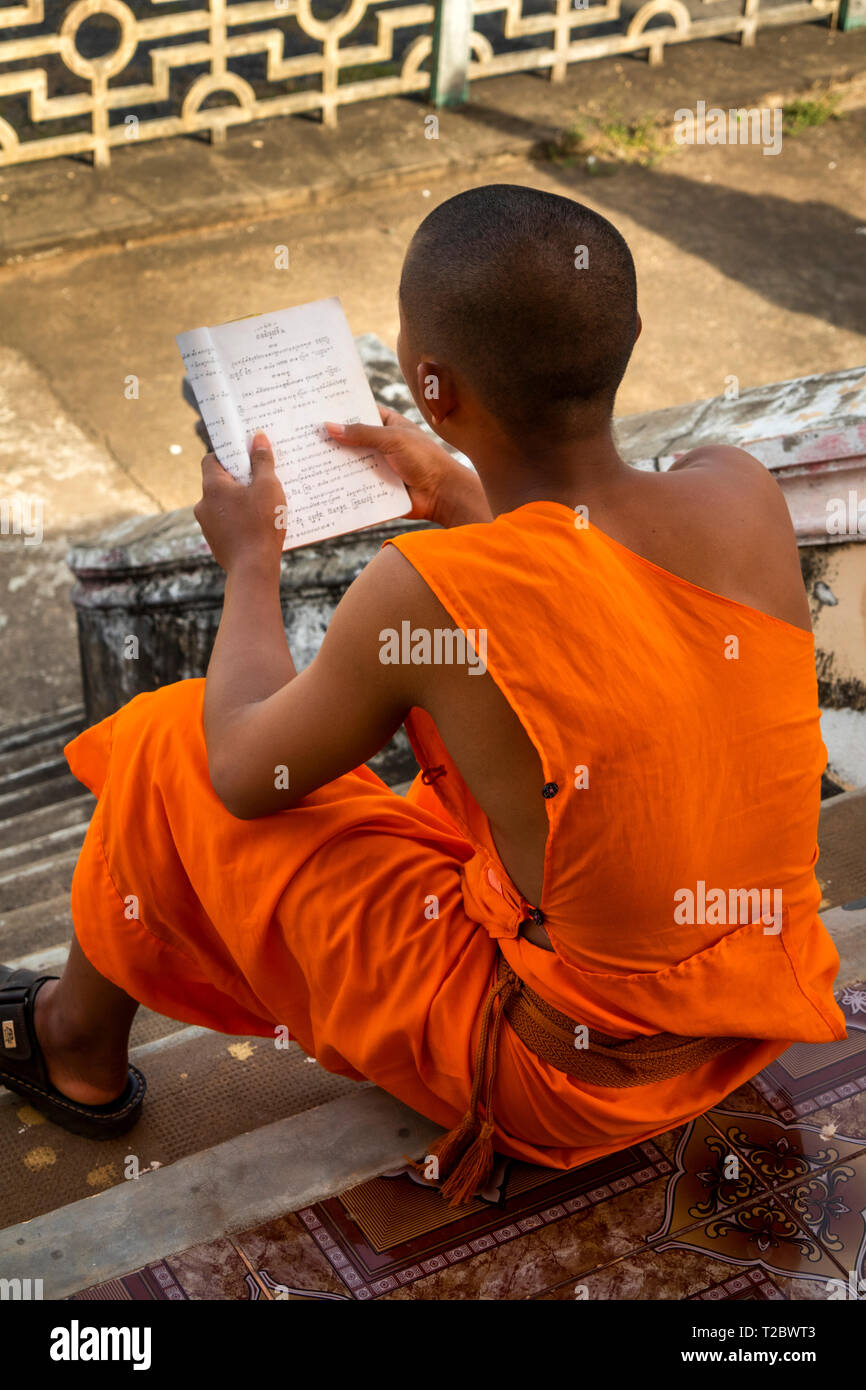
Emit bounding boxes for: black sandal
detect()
[0,965,146,1139]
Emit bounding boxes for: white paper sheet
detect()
[177,297,409,549]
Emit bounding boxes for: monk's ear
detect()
[415,360,458,427]
[634,313,643,345]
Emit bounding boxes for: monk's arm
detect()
[195,438,297,760]
[205,553,295,707]
[204,546,422,819]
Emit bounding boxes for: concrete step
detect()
[0,1022,367,1230]
[0,723,87,777]
[0,705,84,754]
[817,786,866,912]
[0,792,93,851]
[0,889,77,967]
[0,771,87,821]
[821,902,866,989]
[0,938,186,1050]
[0,754,73,794]
[0,820,88,873]
[0,1086,440,1299]
[0,892,74,959]
[0,846,78,913]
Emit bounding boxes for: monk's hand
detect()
[325,407,489,527]
[194,431,286,573]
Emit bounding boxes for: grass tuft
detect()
[781,93,842,135]
[547,112,671,168]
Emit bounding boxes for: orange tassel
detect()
[429,1111,478,1172]
[406,1110,477,1184]
[438,1120,497,1207]
[409,961,521,1206]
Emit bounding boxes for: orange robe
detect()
[65,502,846,1169]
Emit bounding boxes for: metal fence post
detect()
[838,0,866,27]
[430,0,472,107]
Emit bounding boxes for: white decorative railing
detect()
[0,0,840,167]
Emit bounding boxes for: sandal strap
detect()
[0,966,56,1079]
[0,963,146,1138]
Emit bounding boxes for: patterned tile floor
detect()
[69,982,866,1302]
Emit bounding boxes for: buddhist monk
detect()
[0,184,845,1206]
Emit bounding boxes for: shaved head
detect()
[399,184,638,440]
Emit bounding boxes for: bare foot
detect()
[33,980,129,1106]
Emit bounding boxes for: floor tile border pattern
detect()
[69,1260,188,1301]
[753,986,866,1120]
[687,1268,787,1301]
[752,1068,866,1122]
[73,1107,865,1301]
[296,1141,676,1300]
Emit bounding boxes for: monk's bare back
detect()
[381,445,811,950]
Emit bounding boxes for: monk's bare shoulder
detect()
[661,444,809,629]
[364,540,450,627]
[333,542,431,637]
[668,444,761,472]
[665,444,791,527]
[331,542,453,705]
[668,443,773,486]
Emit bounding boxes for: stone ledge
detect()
[0,1087,442,1300]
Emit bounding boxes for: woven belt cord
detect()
[498,955,741,1087]
[423,953,741,1206]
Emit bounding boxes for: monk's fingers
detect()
[249,430,275,479]
[376,405,421,431]
[200,451,239,496]
[201,451,225,483]
[326,420,388,449]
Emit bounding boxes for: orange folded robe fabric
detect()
[65,501,846,1170]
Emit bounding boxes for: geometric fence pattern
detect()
[0,0,840,167]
